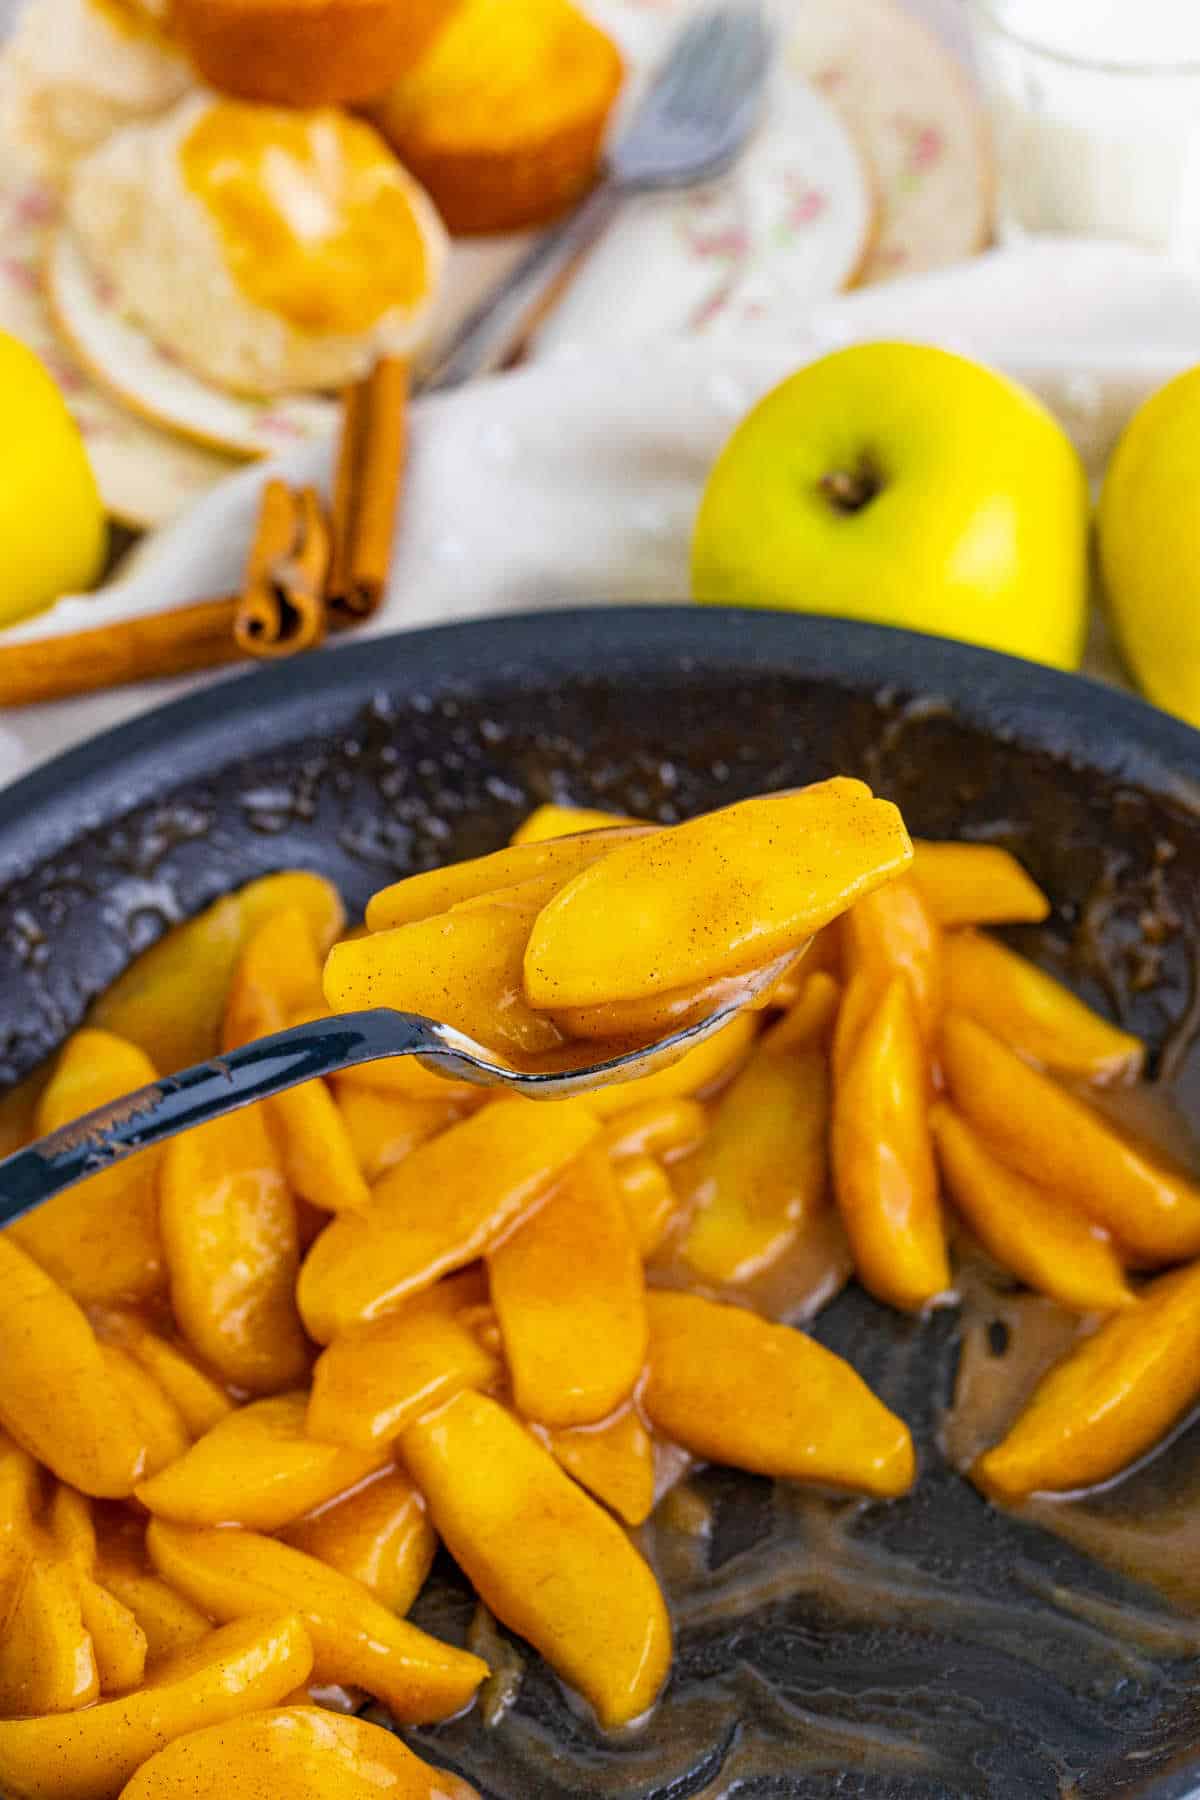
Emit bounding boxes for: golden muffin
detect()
[65,93,448,397]
[172,0,464,107]
[369,0,623,235]
[0,0,191,185]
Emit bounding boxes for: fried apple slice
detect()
[524,781,912,1008]
[841,872,942,1043]
[95,1560,212,1666]
[944,929,1143,1083]
[489,1144,646,1428]
[226,910,369,1215]
[599,1097,707,1164]
[297,1098,598,1341]
[307,1272,495,1450]
[90,872,343,1073]
[911,841,1050,928]
[0,1614,313,1800]
[327,883,566,1061]
[79,1577,148,1694]
[332,1084,464,1183]
[136,1393,387,1532]
[284,1469,437,1615]
[0,1559,98,1716]
[832,978,949,1312]
[364,824,652,929]
[536,1403,655,1528]
[761,970,841,1054]
[0,1240,151,1498]
[404,1391,670,1729]
[8,1029,164,1305]
[611,1155,682,1259]
[100,1348,191,1477]
[118,1706,481,1799]
[942,1013,1200,1263]
[681,1043,829,1286]
[931,1103,1133,1313]
[975,1258,1200,1499]
[643,1291,914,1498]
[510,803,637,844]
[147,1522,486,1723]
[159,1105,308,1395]
[93,1314,233,1439]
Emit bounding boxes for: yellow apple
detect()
[1098,366,1200,727]
[0,331,106,627]
[691,342,1088,671]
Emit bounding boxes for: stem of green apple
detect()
[819,463,881,514]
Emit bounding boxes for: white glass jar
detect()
[969,0,1200,256]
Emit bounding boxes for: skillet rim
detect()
[2,605,1200,882]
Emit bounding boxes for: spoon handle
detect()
[0,1011,441,1230]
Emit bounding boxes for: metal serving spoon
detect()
[0,961,787,1232]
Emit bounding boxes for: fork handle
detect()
[419,181,624,394]
[0,1011,443,1230]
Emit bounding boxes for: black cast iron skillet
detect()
[4,607,1200,1800]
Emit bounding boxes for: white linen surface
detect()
[1,237,1198,784]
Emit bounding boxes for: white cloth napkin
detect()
[3,237,1199,784]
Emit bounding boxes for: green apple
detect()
[1098,365,1200,727]
[692,342,1089,670]
[0,331,105,626]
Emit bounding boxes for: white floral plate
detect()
[47,228,340,460]
[0,176,235,527]
[536,0,992,352]
[787,0,992,285]
[529,0,876,351]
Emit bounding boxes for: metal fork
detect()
[419,3,773,392]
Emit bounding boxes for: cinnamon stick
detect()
[0,597,245,706]
[327,356,408,623]
[0,478,332,704]
[234,478,332,658]
[0,358,405,707]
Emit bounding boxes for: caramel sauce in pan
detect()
[415,1451,1191,1794]
[648,1207,854,1327]
[939,1257,1090,1474]
[1017,1500,1200,1638]
[467,1605,526,1731]
[1087,1079,1200,1179]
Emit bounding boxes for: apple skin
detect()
[1098,366,1200,728]
[691,342,1089,672]
[0,332,105,627]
